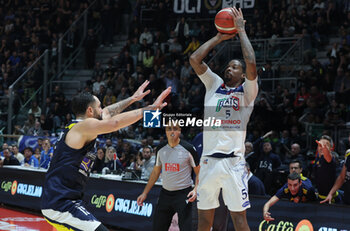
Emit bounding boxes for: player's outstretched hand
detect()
[263,211,274,221]
[137,193,147,206]
[132,80,151,102]
[320,194,332,204]
[231,7,246,33]
[150,87,171,110]
[187,189,197,202]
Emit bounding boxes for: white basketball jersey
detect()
[199,67,258,158]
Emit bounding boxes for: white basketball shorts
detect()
[197,156,250,212]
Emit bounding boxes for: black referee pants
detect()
[153,187,192,231]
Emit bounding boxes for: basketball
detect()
[214,8,237,34]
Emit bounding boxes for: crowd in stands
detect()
[0,0,102,129]
[0,0,350,207]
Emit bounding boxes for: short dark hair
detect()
[320,135,333,147]
[71,92,96,116]
[289,160,302,168]
[23,147,33,153]
[143,145,153,153]
[288,172,301,182]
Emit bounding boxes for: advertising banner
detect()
[0,167,44,210]
[172,0,255,16]
[83,178,161,231]
[1,167,350,231]
[245,196,350,231]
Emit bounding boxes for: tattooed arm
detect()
[231,7,257,81]
[102,80,151,119]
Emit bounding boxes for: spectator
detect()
[284,143,306,168]
[91,62,104,83]
[130,152,143,170]
[92,75,105,95]
[183,36,200,55]
[51,85,65,105]
[142,48,154,76]
[105,146,123,172]
[40,138,53,169]
[92,147,106,173]
[37,138,44,152]
[139,27,153,45]
[174,17,189,48]
[163,69,179,94]
[263,172,317,221]
[246,162,266,195]
[34,147,41,163]
[27,121,45,136]
[197,24,210,44]
[180,60,192,80]
[289,160,312,187]
[28,101,42,119]
[139,146,155,180]
[168,37,182,62]
[116,87,130,102]
[245,141,255,168]
[39,113,53,133]
[103,88,117,107]
[153,47,166,67]
[12,145,24,163]
[0,143,9,157]
[253,141,282,194]
[22,147,39,167]
[1,148,20,166]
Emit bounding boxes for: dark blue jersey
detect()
[41,121,97,210]
[275,181,316,202]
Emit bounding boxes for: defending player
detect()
[189,7,258,231]
[41,81,171,231]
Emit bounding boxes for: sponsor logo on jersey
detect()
[220,119,241,124]
[165,163,180,172]
[216,96,239,112]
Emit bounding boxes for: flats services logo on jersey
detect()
[216,96,240,112]
[143,109,161,128]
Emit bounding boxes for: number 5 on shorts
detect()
[241,188,247,200]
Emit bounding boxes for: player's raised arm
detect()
[102,80,151,119]
[69,87,171,148]
[189,33,235,76]
[231,7,257,81]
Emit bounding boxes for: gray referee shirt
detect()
[156,140,200,191]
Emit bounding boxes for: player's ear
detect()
[241,73,246,79]
[86,106,93,116]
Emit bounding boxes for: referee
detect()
[137,122,200,231]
